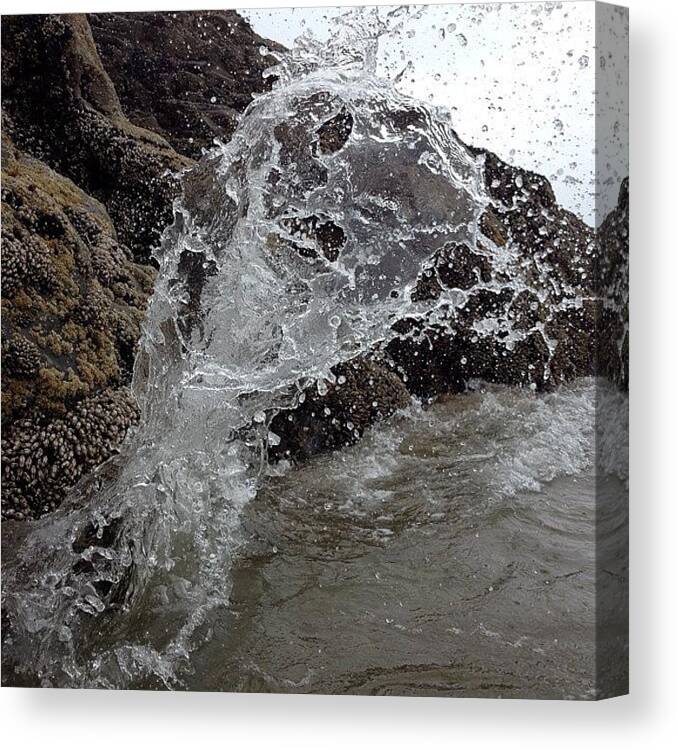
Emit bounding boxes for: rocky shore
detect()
[1,11,628,520]
[1,11,276,518]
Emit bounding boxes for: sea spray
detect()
[1,7,492,688]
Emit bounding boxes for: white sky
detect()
[240,2,628,225]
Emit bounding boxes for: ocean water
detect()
[163,379,628,698]
[4,379,627,696]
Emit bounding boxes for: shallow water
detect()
[2,381,628,695]
[114,379,627,698]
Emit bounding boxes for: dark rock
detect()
[1,13,191,262]
[546,303,598,385]
[412,243,493,302]
[595,178,629,389]
[280,215,346,262]
[89,11,281,159]
[378,142,612,401]
[458,287,515,324]
[385,318,474,397]
[269,357,410,461]
[274,118,330,197]
[478,208,508,247]
[483,150,557,209]
[508,290,547,331]
[384,314,552,400]
[315,108,354,155]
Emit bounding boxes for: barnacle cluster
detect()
[73,285,112,329]
[1,335,43,378]
[2,133,156,517]
[1,221,56,298]
[1,388,140,520]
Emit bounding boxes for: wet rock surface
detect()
[269,357,411,461]
[595,178,629,389]
[1,131,154,518]
[1,13,190,262]
[89,11,281,159]
[381,147,602,400]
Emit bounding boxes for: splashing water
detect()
[1,8,618,690]
[1,7,491,688]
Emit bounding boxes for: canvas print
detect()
[0,3,628,698]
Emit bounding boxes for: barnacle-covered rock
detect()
[1,388,139,519]
[1,13,191,262]
[0,12,283,517]
[1,132,155,517]
[1,335,44,379]
[595,178,629,389]
[268,356,410,461]
[0,218,57,298]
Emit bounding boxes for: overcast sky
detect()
[240,2,628,226]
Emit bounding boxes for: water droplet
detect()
[57,626,72,642]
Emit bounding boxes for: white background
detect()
[1,0,677,748]
[242,2,603,223]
